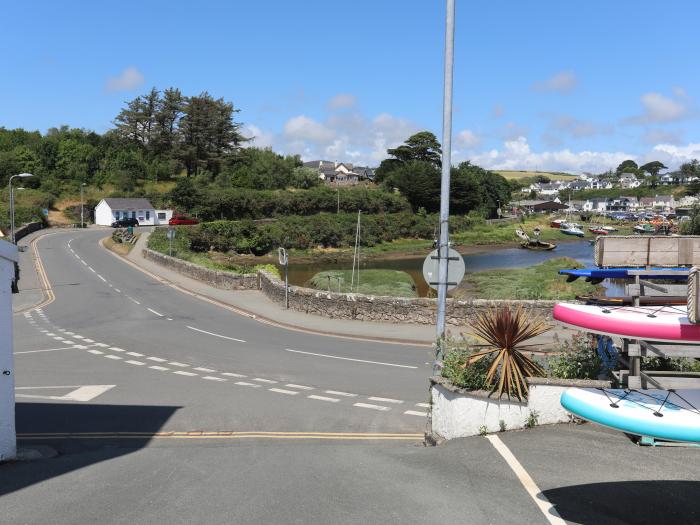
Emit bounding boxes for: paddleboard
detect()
[561,387,700,443]
[559,268,689,284]
[553,303,700,343]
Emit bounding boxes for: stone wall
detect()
[14,222,44,242]
[142,248,258,291]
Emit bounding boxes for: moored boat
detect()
[515,228,557,250]
[550,219,565,229]
[560,223,584,237]
[588,226,608,235]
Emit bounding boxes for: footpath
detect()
[11,229,51,314]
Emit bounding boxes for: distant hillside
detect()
[494,170,578,180]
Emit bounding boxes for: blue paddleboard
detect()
[559,268,689,283]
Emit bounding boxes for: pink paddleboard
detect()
[553,303,700,343]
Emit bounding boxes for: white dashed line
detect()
[353,403,391,412]
[285,384,314,390]
[404,410,427,417]
[308,395,340,403]
[58,329,66,332]
[235,381,260,388]
[168,362,189,367]
[203,376,227,382]
[64,332,74,336]
[97,275,107,282]
[61,340,75,345]
[269,388,299,395]
[149,366,170,371]
[194,367,217,373]
[147,357,167,362]
[166,318,173,321]
[72,335,84,339]
[126,352,144,357]
[368,397,403,404]
[128,297,141,305]
[93,343,109,348]
[73,345,88,350]
[285,349,418,369]
[147,308,164,317]
[104,355,123,360]
[186,325,246,343]
[14,347,79,355]
[173,371,197,377]
[89,267,96,273]
[416,403,430,408]
[52,336,65,341]
[46,333,55,336]
[81,260,87,266]
[109,347,126,352]
[83,339,95,343]
[125,360,146,366]
[88,350,104,355]
[114,289,121,293]
[222,372,247,378]
[325,390,357,397]
[253,378,278,384]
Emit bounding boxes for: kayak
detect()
[576,295,686,306]
[553,303,700,343]
[560,268,689,284]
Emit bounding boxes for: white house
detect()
[0,239,18,461]
[619,172,641,189]
[94,198,173,226]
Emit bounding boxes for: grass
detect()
[462,257,601,300]
[495,170,578,180]
[104,235,139,256]
[308,269,418,297]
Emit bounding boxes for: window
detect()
[115,211,121,219]
[158,212,166,220]
[146,211,150,220]
[131,211,136,219]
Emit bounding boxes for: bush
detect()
[441,346,493,391]
[548,333,601,379]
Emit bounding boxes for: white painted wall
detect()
[95,200,172,226]
[94,200,113,226]
[0,240,18,461]
[154,209,173,225]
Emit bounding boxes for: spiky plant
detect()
[463,305,550,401]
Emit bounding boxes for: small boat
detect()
[560,267,689,283]
[550,219,565,229]
[601,225,618,232]
[634,223,656,234]
[588,227,608,235]
[560,223,585,237]
[515,228,557,251]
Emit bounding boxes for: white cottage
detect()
[0,239,18,461]
[94,198,172,226]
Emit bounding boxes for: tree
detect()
[615,159,638,176]
[639,160,668,178]
[383,160,441,212]
[680,159,700,183]
[375,131,441,182]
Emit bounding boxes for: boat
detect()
[550,219,565,229]
[559,223,585,237]
[634,223,656,234]
[576,294,686,306]
[561,387,700,443]
[515,228,557,251]
[588,226,608,235]
[601,225,618,232]
[559,267,689,283]
[553,303,700,343]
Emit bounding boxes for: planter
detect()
[430,376,612,440]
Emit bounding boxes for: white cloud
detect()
[242,124,274,149]
[626,91,691,124]
[642,128,684,146]
[532,71,577,94]
[650,142,700,166]
[283,115,335,143]
[327,93,357,110]
[105,67,144,92]
[456,129,481,148]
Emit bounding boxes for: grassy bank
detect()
[459,257,600,300]
[309,269,418,297]
[104,234,139,256]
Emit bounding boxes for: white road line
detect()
[147,308,164,317]
[73,345,89,350]
[147,357,167,362]
[353,403,391,412]
[83,339,95,343]
[114,288,121,293]
[52,337,65,341]
[253,378,278,384]
[203,376,227,382]
[325,390,358,397]
[97,275,107,282]
[58,329,66,332]
[308,395,340,403]
[125,360,146,366]
[40,330,49,333]
[222,372,247,378]
[486,435,567,525]
[416,403,430,408]
[128,297,141,305]
[166,318,173,321]
[174,371,197,377]
[61,341,75,345]
[89,267,96,273]
[235,381,260,388]
[403,410,427,417]
[168,362,189,367]
[126,352,144,357]
[72,335,84,339]
[104,355,123,360]
[149,366,170,371]
[15,347,78,355]
[368,397,403,404]
[285,384,314,390]
[64,332,74,335]
[186,325,246,343]
[109,347,125,352]
[46,333,55,336]
[93,343,109,348]
[194,367,217,373]
[285,349,418,369]
[81,260,87,266]
[269,388,299,395]
[88,350,104,355]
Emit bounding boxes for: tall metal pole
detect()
[80,184,84,229]
[9,178,15,244]
[435,0,455,349]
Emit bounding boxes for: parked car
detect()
[110,217,140,228]
[168,215,199,225]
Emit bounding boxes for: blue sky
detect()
[2,0,700,172]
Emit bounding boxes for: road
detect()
[3,229,700,524]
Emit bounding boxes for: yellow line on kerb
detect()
[18,431,424,441]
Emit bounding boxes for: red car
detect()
[168,215,199,225]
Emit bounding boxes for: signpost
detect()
[422,248,465,292]
[167,227,175,257]
[278,247,289,309]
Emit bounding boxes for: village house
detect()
[303,160,375,185]
[515,200,568,213]
[639,195,676,212]
[582,198,608,213]
[94,198,173,226]
[589,178,614,190]
[619,172,641,189]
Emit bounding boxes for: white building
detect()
[94,198,172,226]
[0,239,18,461]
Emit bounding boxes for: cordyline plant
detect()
[462,305,550,401]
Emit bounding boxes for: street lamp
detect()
[80,182,87,228]
[8,173,34,243]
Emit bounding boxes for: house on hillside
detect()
[94,198,173,226]
[582,198,608,213]
[303,160,374,185]
[568,180,589,192]
[590,178,613,190]
[619,172,641,189]
[639,195,676,212]
[516,200,568,213]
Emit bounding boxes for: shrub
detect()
[441,346,493,391]
[548,333,601,379]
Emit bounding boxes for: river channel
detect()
[282,240,623,297]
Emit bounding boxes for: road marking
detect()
[81,260,87,266]
[52,337,65,340]
[235,381,261,388]
[15,347,78,355]
[18,431,423,441]
[126,352,144,357]
[285,384,314,390]
[404,410,428,417]
[149,366,170,371]
[147,308,164,317]
[147,357,167,362]
[416,403,430,408]
[16,385,115,402]
[368,397,403,404]
[58,329,66,332]
[186,325,246,343]
[40,330,49,333]
[97,275,107,282]
[353,403,391,412]
[72,335,84,339]
[109,347,126,352]
[73,345,89,350]
[93,343,109,348]
[114,288,121,293]
[128,297,141,305]
[486,435,567,525]
[61,340,75,345]
[83,339,95,343]
[168,362,189,367]
[89,267,96,273]
[194,367,217,373]
[88,350,104,355]
[269,388,299,395]
[64,332,74,335]
[203,376,227,382]
[125,360,146,366]
[253,378,277,384]
[308,395,340,403]
[46,332,55,336]
[174,371,197,377]
[285,349,418,369]
[222,372,247,378]
[325,390,357,397]
[166,318,173,321]
[104,355,122,360]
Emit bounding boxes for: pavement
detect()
[4,227,697,524]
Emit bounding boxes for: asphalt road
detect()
[4,228,700,524]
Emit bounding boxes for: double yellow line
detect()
[13,232,55,315]
[18,431,424,441]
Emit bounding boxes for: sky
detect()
[2,0,700,173]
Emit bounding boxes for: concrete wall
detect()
[0,240,18,461]
[142,248,258,290]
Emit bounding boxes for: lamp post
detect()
[80,182,87,228]
[8,173,34,244]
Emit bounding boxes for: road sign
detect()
[422,247,465,291]
[278,247,288,266]
[167,228,176,240]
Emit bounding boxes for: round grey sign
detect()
[422,248,466,291]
